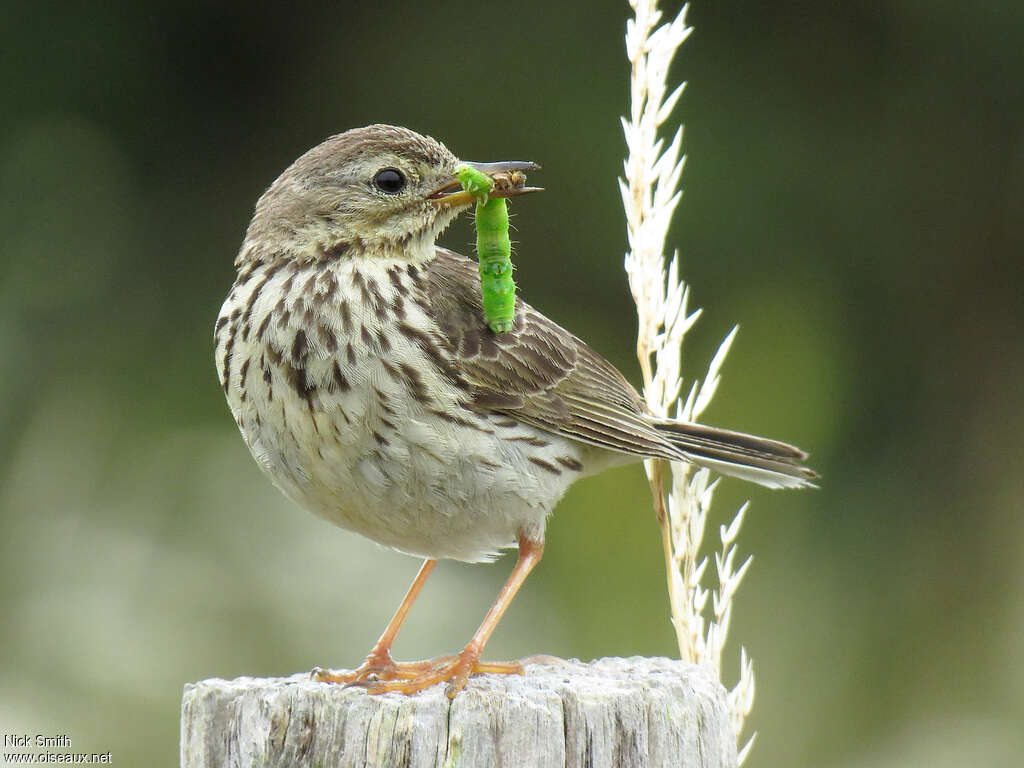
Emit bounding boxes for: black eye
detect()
[373,168,406,195]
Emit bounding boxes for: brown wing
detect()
[427,248,681,460]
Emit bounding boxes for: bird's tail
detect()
[653,419,819,489]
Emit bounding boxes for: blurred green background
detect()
[2,1,1022,766]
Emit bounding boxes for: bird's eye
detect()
[373,168,406,195]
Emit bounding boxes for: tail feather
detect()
[653,419,819,490]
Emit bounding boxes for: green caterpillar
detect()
[455,164,516,333]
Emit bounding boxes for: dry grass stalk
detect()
[621,1,756,761]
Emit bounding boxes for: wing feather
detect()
[425,248,818,488]
[427,249,677,458]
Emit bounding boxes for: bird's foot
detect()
[337,646,527,698]
[311,647,435,685]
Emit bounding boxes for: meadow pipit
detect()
[215,124,815,697]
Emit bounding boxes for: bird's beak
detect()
[428,160,543,208]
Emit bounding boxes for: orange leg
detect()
[360,536,545,698]
[312,558,437,684]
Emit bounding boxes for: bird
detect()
[214,124,816,698]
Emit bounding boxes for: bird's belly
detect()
[217,258,583,562]
[241,377,578,562]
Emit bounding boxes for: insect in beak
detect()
[428,161,543,208]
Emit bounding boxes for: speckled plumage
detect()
[215,125,814,564]
[214,125,815,696]
[216,246,604,562]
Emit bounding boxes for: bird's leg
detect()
[312,558,437,684]
[359,536,545,698]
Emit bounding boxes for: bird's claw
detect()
[313,650,527,698]
[311,647,406,684]
[311,652,457,686]
[362,651,524,698]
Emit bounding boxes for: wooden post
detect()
[181,657,737,768]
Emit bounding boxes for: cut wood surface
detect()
[181,656,737,768]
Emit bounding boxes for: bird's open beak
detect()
[428,160,543,208]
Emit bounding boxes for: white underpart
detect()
[217,255,583,563]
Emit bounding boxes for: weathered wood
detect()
[181,656,737,768]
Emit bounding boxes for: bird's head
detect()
[237,124,538,267]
